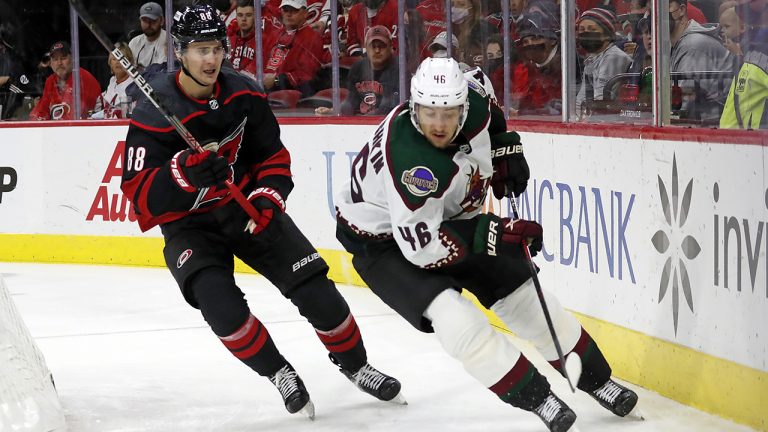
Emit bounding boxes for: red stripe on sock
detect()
[549,327,589,371]
[232,326,270,359]
[325,327,362,353]
[316,314,358,345]
[489,355,531,396]
[220,314,260,350]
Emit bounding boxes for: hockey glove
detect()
[244,187,286,235]
[484,215,543,258]
[171,149,230,191]
[490,132,530,199]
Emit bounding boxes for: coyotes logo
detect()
[457,167,489,215]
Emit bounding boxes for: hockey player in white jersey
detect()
[335,58,638,432]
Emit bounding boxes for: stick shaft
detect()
[68,0,261,223]
[509,197,576,392]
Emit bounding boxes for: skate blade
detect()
[298,400,315,420]
[388,392,408,405]
[627,405,645,421]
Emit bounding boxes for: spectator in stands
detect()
[129,2,168,72]
[0,24,26,120]
[28,41,101,121]
[416,0,449,61]
[719,1,745,58]
[315,25,399,115]
[720,0,768,129]
[575,7,632,116]
[345,0,399,57]
[451,0,499,64]
[91,43,135,120]
[263,0,324,96]
[513,12,562,114]
[486,0,527,41]
[627,14,653,104]
[228,0,259,73]
[670,0,734,120]
[483,34,505,75]
[428,31,461,61]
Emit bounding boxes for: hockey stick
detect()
[67,0,262,223]
[508,196,582,393]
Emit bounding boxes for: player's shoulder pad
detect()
[220,67,267,95]
[387,109,460,211]
[129,72,180,130]
[461,86,491,141]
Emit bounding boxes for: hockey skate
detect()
[533,393,577,432]
[330,354,407,405]
[269,364,315,419]
[588,378,638,417]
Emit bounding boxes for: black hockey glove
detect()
[244,187,286,235]
[490,132,529,199]
[171,149,230,191]
[483,214,543,258]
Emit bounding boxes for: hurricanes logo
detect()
[177,249,193,268]
[401,166,439,196]
[208,99,219,110]
[49,103,70,120]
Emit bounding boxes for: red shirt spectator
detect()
[416,0,447,56]
[228,3,283,74]
[345,0,399,57]
[29,41,101,121]
[263,0,324,95]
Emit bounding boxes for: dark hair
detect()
[237,0,254,7]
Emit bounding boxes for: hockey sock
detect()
[490,355,552,411]
[315,313,367,372]
[287,274,367,370]
[190,269,287,377]
[219,313,288,377]
[548,327,612,393]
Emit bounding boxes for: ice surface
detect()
[0,263,755,432]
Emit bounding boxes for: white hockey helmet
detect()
[409,58,469,141]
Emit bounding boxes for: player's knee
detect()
[425,289,495,359]
[189,267,249,337]
[491,279,580,353]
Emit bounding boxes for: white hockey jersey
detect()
[336,88,500,269]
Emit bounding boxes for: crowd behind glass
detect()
[0,0,765,129]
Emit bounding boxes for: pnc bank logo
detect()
[651,154,702,335]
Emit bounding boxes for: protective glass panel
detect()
[718,1,768,130]
[667,0,738,127]
[1,3,75,120]
[565,0,653,124]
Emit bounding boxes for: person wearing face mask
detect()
[450,0,499,64]
[344,0,399,57]
[574,7,632,118]
[669,0,733,121]
[510,12,562,115]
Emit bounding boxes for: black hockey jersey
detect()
[121,68,292,232]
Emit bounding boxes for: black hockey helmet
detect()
[171,4,229,54]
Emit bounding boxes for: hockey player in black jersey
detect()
[120,4,403,419]
[336,58,638,431]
